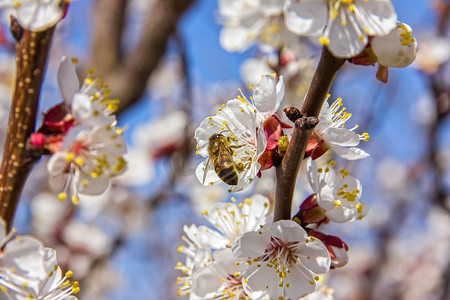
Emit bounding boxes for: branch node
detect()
[295,116,319,131]
[284,106,303,122]
[10,16,23,42]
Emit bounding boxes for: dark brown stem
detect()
[273,46,345,222]
[301,47,346,117]
[0,23,55,230]
[274,116,318,221]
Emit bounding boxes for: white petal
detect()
[285,264,316,299]
[259,0,285,16]
[47,152,68,177]
[353,0,397,36]
[57,57,79,106]
[284,0,327,36]
[325,9,367,58]
[253,74,280,116]
[2,236,47,280]
[297,239,331,274]
[317,185,336,210]
[195,159,221,186]
[324,127,360,147]
[76,173,110,195]
[71,93,93,120]
[326,206,355,223]
[268,220,307,242]
[232,231,270,259]
[331,145,370,160]
[191,264,224,297]
[243,263,277,299]
[241,59,275,88]
[12,0,64,31]
[372,22,417,68]
[306,159,321,193]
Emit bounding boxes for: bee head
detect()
[209,133,224,141]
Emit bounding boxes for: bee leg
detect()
[235,162,245,172]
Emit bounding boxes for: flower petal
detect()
[57,57,79,106]
[284,0,327,36]
[331,145,370,160]
[324,127,360,147]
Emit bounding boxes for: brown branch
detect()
[274,116,318,221]
[89,0,196,113]
[0,20,55,230]
[90,0,128,73]
[300,47,346,117]
[273,47,345,222]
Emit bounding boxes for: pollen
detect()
[356,203,363,213]
[66,153,75,162]
[319,36,330,46]
[71,57,79,64]
[75,157,84,166]
[72,195,79,205]
[58,192,67,201]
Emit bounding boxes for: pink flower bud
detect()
[29,133,45,148]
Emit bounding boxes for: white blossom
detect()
[232,220,331,299]
[176,195,271,299]
[0,0,65,31]
[57,57,118,127]
[219,0,296,52]
[307,159,369,223]
[47,125,127,203]
[284,0,398,58]
[0,219,79,299]
[191,248,269,300]
[371,21,417,68]
[194,97,266,193]
[313,97,369,160]
[251,74,285,119]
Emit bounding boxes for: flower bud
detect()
[294,194,328,226]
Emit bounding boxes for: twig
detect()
[0,20,55,230]
[273,47,345,222]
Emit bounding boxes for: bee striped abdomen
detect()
[214,154,238,185]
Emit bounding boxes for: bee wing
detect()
[196,157,219,186]
[202,156,211,185]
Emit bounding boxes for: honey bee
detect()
[204,133,244,186]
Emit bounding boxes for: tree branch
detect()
[273,46,345,222]
[91,0,128,73]
[0,21,55,230]
[274,116,318,221]
[89,0,196,113]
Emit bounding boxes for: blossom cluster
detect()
[194,73,285,192]
[176,195,334,300]
[30,57,127,204]
[0,218,79,299]
[220,0,417,62]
